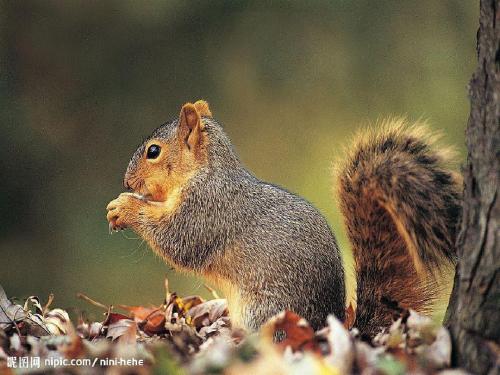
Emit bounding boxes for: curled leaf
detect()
[44,308,71,335]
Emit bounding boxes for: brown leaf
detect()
[118,304,168,335]
[262,310,321,354]
[118,305,160,322]
[344,302,356,330]
[103,312,131,326]
[140,309,167,335]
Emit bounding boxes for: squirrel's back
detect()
[337,119,462,338]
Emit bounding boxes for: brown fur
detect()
[336,119,462,339]
[193,100,212,118]
[124,103,207,203]
[107,103,209,242]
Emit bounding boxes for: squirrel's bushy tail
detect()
[337,119,462,339]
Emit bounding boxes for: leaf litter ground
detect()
[0,280,468,375]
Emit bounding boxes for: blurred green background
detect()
[1,1,477,320]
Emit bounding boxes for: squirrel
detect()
[106,100,462,337]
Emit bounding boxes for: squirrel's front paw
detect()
[106,193,143,232]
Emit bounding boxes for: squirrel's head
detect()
[123,100,213,202]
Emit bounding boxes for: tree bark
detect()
[444,1,500,374]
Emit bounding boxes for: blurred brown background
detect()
[0,1,477,320]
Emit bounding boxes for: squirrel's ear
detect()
[179,102,205,150]
[194,100,212,118]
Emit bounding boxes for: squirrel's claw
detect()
[106,196,124,232]
[106,192,143,233]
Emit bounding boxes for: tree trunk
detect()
[444,1,500,374]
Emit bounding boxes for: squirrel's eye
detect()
[146,144,161,159]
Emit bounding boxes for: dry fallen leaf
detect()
[187,299,228,331]
[107,319,137,343]
[103,312,131,326]
[0,280,466,375]
[118,305,161,322]
[325,314,354,374]
[44,308,71,335]
[262,310,322,354]
[406,309,437,346]
[424,327,452,369]
[141,309,167,335]
[0,285,26,330]
[182,296,204,311]
[119,305,166,335]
